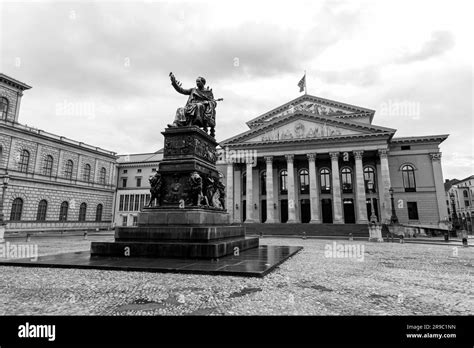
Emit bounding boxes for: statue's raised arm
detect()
[167,72,222,138]
[169,72,191,95]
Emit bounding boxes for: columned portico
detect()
[264,156,277,223]
[330,152,344,223]
[307,153,321,223]
[354,150,368,223]
[285,154,297,223]
[244,162,257,223]
[378,149,392,222]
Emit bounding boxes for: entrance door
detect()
[366,198,379,222]
[300,199,311,223]
[261,199,267,223]
[322,198,333,223]
[280,199,288,223]
[242,200,246,222]
[343,198,355,223]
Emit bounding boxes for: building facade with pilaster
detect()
[0,73,117,233]
[218,95,449,229]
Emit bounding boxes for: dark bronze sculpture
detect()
[188,171,204,206]
[147,172,163,207]
[168,72,222,138]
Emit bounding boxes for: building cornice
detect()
[0,73,32,91]
[390,134,449,144]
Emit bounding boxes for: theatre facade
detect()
[217,95,449,228]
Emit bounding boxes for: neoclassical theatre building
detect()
[0,74,117,233]
[218,95,449,229]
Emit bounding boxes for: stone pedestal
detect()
[91,126,259,259]
[368,223,383,242]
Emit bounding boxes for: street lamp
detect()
[0,172,10,243]
[367,180,377,223]
[450,192,460,234]
[389,187,399,225]
[0,173,10,225]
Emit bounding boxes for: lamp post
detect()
[368,180,377,223]
[389,187,399,225]
[450,192,460,236]
[0,172,10,243]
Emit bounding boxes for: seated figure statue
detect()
[168,72,220,137]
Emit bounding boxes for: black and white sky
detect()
[0,0,472,179]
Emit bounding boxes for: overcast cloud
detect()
[0,0,472,179]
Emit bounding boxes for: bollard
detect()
[83,231,88,240]
[260,230,263,238]
[348,232,353,241]
[302,231,306,240]
[26,233,31,242]
[399,234,404,244]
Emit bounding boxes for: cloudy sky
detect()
[0,0,472,179]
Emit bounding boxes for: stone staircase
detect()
[242,223,370,238]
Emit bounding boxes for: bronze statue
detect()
[188,171,204,206]
[168,72,222,137]
[147,172,163,207]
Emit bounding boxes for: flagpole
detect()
[304,70,307,95]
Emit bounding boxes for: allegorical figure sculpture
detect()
[188,171,204,206]
[168,72,222,138]
[147,172,163,207]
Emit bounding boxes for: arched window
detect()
[402,165,416,192]
[65,160,74,179]
[463,190,468,198]
[36,200,48,221]
[43,155,54,176]
[79,203,87,221]
[95,204,103,222]
[363,167,376,193]
[83,164,91,182]
[341,167,353,193]
[59,201,68,221]
[0,97,8,119]
[10,198,23,221]
[280,170,288,194]
[320,168,331,193]
[99,167,107,185]
[242,172,246,195]
[260,171,266,195]
[299,169,309,194]
[18,150,30,173]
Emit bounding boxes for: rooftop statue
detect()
[168,72,222,138]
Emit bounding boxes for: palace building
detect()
[217,94,449,229]
[0,73,117,234]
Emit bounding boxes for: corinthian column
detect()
[330,152,343,224]
[264,156,277,223]
[307,153,321,223]
[285,154,297,223]
[226,163,234,221]
[244,161,257,223]
[378,149,392,222]
[354,150,368,224]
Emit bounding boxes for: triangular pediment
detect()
[222,112,395,145]
[246,94,375,128]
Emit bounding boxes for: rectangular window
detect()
[145,194,151,205]
[119,195,124,211]
[123,170,128,174]
[133,216,138,226]
[122,216,128,226]
[136,177,142,187]
[137,169,142,173]
[465,200,470,207]
[122,178,127,188]
[134,194,140,211]
[129,195,135,211]
[124,195,129,211]
[139,194,145,210]
[401,145,411,150]
[152,168,157,172]
[407,202,419,220]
